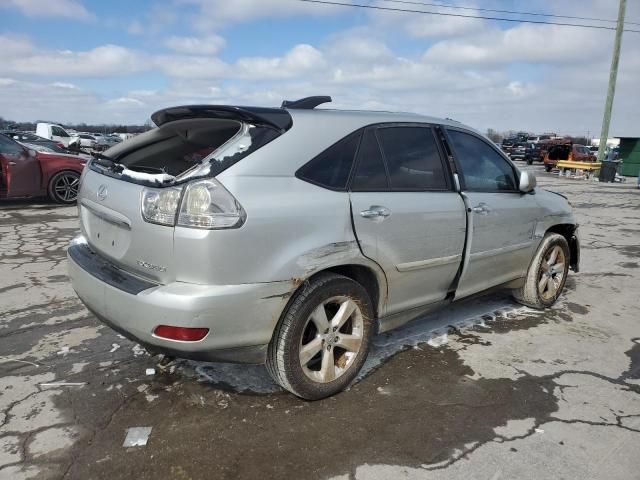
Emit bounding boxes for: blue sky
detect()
[1,0,639,136]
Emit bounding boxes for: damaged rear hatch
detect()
[77,105,291,284]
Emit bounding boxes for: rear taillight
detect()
[153,325,209,342]
[141,179,245,230]
[177,179,245,229]
[141,187,182,226]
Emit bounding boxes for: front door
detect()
[445,128,540,299]
[0,135,41,197]
[350,125,466,315]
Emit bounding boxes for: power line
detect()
[296,0,640,33]
[378,0,640,27]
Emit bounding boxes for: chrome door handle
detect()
[8,161,17,166]
[360,206,391,219]
[471,203,491,215]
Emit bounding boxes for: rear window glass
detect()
[296,132,361,190]
[376,127,448,190]
[116,122,280,179]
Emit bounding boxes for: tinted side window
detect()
[296,132,361,190]
[377,127,447,190]
[351,129,389,191]
[0,135,24,155]
[448,130,517,192]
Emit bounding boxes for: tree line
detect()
[0,116,153,134]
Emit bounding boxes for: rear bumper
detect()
[67,240,293,363]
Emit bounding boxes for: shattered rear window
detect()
[97,121,281,186]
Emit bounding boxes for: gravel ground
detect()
[1,163,639,480]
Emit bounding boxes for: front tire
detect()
[545,165,553,172]
[48,171,80,204]
[512,233,570,309]
[266,273,374,400]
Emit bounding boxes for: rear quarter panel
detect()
[172,176,383,286]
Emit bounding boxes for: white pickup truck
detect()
[36,123,77,148]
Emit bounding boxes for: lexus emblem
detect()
[97,184,108,201]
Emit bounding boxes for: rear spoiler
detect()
[151,105,293,133]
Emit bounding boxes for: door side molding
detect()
[396,254,461,272]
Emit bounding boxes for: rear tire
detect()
[545,165,553,172]
[266,273,374,400]
[48,170,80,204]
[512,233,570,309]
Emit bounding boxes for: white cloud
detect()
[1,0,94,20]
[423,23,610,66]
[236,44,326,80]
[156,55,230,79]
[0,38,147,77]
[164,34,226,55]
[177,0,350,30]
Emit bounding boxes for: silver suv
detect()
[68,96,579,399]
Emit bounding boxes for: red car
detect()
[0,133,86,203]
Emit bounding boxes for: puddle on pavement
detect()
[622,338,640,381]
[185,292,562,395]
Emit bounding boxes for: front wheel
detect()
[512,233,570,309]
[266,273,373,400]
[545,164,553,172]
[48,171,80,204]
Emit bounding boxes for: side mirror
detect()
[28,149,37,158]
[519,170,537,193]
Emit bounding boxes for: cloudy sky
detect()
[1,0,639,136]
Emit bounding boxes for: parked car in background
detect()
[36,123,77,147]
[94,135,122,151]
[527,134,554,144]
[1,130,66,150]
[78,134,98,149]
[67,98,580,400]
[501,138,515,155]
[0,133,86,203]
[509,142,527,160]
[543,144,595,172]
[525,143,543,164]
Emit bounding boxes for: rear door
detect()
[445,128,539,299]
[0,135,41,197]
[350,124,466,315]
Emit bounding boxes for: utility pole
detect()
[597,0,626,162]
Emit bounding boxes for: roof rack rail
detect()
[281,96,332,110]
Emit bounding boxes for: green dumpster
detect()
[617,137,640,177]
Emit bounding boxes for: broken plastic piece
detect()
[110,344,120,353]
[145,368,156,375]
[123,427,152,447]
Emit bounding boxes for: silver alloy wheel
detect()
[53,172,80,202]
[538,245,566,300]
[299,296,364,383]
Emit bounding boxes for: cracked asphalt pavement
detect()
[1,167,639,480]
